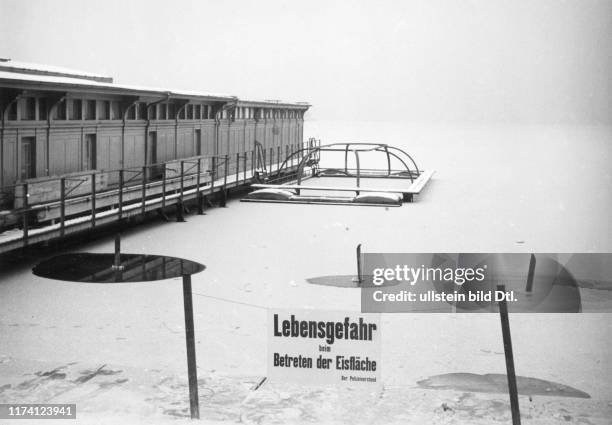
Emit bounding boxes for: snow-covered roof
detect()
[0,68,235,101]
[0,59,113,83]
[0,59,234,101]
[236,99,311,109]
[0,59,310,107]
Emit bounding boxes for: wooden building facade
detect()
[0,60,309,210]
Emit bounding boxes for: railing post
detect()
[354,151,361,196]
[180,161,185,201]
[22,183,28,247]
[141,166,147,216]
[210,156,216,199]
[118,169,124,220]
[60,177,66,237]
[196,158,203,215]
[277,146,281,172]
[224,155,228,188]
[344,145,349,174]
[162,164,166,209]
[269,147,273,174]
[91,173,96,228]
[236,152,240,184]
[196,158,201,194]
[244,151,248,183]
[177,161,185,222]
[221,155,228,207]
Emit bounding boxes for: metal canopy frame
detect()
[275,142,421,186]
[245,142,433,206]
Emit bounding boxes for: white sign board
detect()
[267,309,381,386]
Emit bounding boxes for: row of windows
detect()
[234,108,303,119]
[6,97,305,122]
[7,98,213,121]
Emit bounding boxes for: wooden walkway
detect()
[0,159,297,254]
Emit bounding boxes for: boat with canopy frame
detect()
[243,142,434,206]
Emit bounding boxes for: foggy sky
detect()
[1,0,610,124]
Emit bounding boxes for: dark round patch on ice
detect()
[307,275,400,288]
[33,253,205,283]
[417,373,590,399]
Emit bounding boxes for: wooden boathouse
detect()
[0,59,310,253]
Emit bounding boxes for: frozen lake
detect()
[1,122,611,424]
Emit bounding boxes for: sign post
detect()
[498,284,521,425]
[182,274,200,419]
[33,246,206,421]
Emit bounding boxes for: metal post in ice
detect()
[356,244,362,284]
[525,254,536,294]
[112,234,124,271]
[182,274,200,419]
[176,199,185,222]
[112,234,124,282]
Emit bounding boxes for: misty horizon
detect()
[1,0,610,124]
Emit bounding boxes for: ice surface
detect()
[0,123,611,424]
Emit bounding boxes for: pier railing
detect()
[0,141,308,253]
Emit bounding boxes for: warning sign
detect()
[267,309,381,385]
